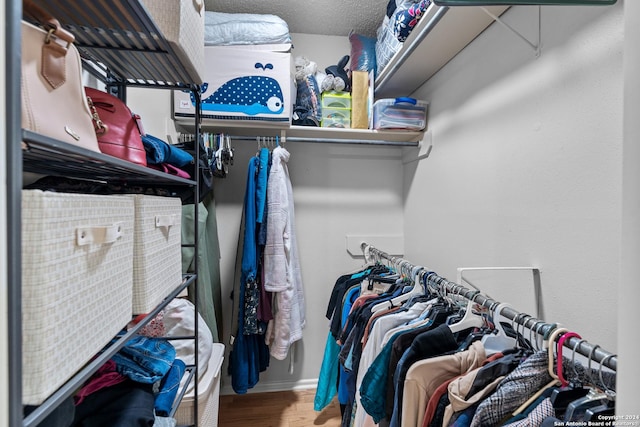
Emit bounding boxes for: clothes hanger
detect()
[584,353,616,420]
[550,338,591,414]
[370,266,424,313]
[447,291,485,334]
[480,302,518,355]
[362,244,374,266]
[564,344,610,421]
[556,331,582,387]
[532,320,547,351]
[511,326,566,416]
[527,320,545,351]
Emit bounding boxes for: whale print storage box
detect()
[174,44,294,124]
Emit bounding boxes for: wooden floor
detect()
[218,389,342,427]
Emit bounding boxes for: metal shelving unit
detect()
[8,1,203,425]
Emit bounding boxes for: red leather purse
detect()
[85,87,147,167]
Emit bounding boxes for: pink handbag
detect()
[21,1,100,152]
[85,87,148,167]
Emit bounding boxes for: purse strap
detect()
[86,96,109,136]
[23,0,77,89]
[23,0,75,46]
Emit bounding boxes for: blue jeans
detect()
[112,336,176,384]
[155,358,186,416]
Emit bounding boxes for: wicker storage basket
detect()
[140,0,205,84]
[175,343,225,427]
[21,190,134,405]
[128,195,182,314]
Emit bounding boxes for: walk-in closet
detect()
[3,0,639,426]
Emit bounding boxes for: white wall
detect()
[618,0,639,415]
[404,3,623,354]
[290,33,351,71]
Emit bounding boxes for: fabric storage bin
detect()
[139,0,205,84]
[173,44,294,124]
[322,107,351,128]
[21,190,134,405]
[322,91,351,109]
[372,97,429,131]
[127,194,182,314]
[175,343,225,427]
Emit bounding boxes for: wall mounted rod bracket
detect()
[481,5,542,57]
[456,266,542,318]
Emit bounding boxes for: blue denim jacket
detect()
[112,336,176,384]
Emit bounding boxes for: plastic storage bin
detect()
[321,107,351,128]
[321,91,352,109]
[175,343,225,427]
[21,190,134,405]
[128,194,182,314]
[372,97,428,131]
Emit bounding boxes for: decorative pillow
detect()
[394,0,432,42]
[163,298,214,394]
[376,15,403,76]
[204,12,291,46]
[349,32,378,78]
[376,0,423,74]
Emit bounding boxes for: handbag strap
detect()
[86,96,109,136]
[23,0,77,89]
[23,0,74,46]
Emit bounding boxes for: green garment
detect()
[181,192,223,342]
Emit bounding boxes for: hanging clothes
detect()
[180,193,223,342]
[264,146,306,361]
[316,270,376,412]
[322,245,619,427]
[228,154,270,394]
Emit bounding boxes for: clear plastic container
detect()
[321,107,351,128]
[372,97,428,131]
[321,91,352,109]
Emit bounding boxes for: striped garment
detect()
[470,351,553,427]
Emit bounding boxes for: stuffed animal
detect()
[321,55,350,93]
[294,56,318,81]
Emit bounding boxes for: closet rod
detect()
[360,242,618,372]
[221,135,419,147]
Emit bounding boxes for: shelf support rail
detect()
[456,267,542,318]
[481,5,542,57]
[7,0,23,425]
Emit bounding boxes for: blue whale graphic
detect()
[201,76,284,115]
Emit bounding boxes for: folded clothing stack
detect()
[372,97,429,131]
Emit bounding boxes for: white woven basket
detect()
[175,343,225,427]
[21,190,134,405]
[140,0,205,84]
[128,195,182,314]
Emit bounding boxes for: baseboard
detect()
[220,378,318,396]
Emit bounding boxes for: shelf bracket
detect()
[456,266,542,318]
[481,5,541,57]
